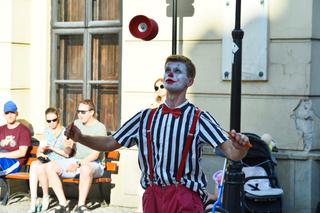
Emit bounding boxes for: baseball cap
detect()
[3,101,17,113]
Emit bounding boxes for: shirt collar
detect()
[164,100,189,109]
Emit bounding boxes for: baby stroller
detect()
[242,133,283,213]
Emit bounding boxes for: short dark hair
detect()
[165,55,196,79]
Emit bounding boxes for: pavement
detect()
[0,179,137,213]
[0,196,136,213]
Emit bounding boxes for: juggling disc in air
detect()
[129,15,159,41]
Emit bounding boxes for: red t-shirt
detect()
[0,123,31,164]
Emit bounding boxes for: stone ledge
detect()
[275,150,320,160]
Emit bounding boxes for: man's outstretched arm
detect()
[78,134,121,151]
[65,124,122,151]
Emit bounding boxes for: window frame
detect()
[50,0,122,129]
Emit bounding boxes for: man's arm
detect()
[0,146,28,159]
[77,134,122,151]
[64,124,122,151]
[219,130,250,161]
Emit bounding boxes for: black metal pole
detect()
[223,0,245,212]
[230,0,243,132]
[172,0,177,54]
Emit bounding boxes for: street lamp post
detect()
[223,0,245,213]
[172,0,177,54]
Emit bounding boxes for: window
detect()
[51,0,122,132]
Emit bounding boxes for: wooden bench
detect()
[0,145,120,205]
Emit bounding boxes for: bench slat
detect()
[106,162,118,173]
[11,148,119,180]
[62,177,112,184]
[93,177,112,183]
[4,172,29,180]
[25,157,38,166]
[29,146,38,155]
[106,151,120,161]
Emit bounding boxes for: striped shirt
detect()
[113,101,228,202]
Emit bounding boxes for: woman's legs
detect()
[46,161,68,206]
[28,161,40,212]
[38,163,50,210]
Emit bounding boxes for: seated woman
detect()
[28,107,74,213]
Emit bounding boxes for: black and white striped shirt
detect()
[113,101,228,202]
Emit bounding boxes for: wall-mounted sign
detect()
[222,0,268,81]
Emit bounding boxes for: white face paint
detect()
[163,62,190,92]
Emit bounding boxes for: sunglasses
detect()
[77,109,92,115]
[154,84,164,91]
[46,118,58,123]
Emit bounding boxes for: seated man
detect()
[46,99,107,213]
[0,101,31,175]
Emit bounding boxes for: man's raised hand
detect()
[64,123,82,142]
[229,129,252,150]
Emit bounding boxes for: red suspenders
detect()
[146,108,201,184]
[176,109,200,182]
[146,108,157,181]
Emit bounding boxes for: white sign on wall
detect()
[222,0,268,81]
